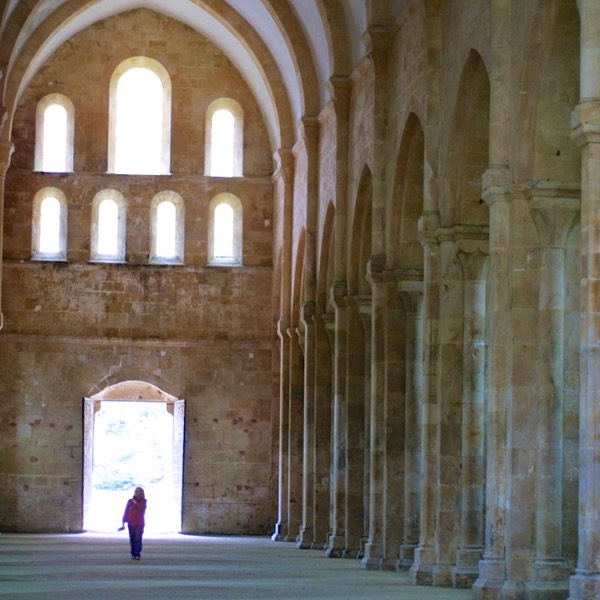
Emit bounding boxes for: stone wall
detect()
[0,8,277,534]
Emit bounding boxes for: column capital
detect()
[0,140,14,175]
[273,147,294,182]
[418,211,441,245]
[571,100,600,146]
[481,165,510,206]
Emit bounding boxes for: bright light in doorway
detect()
[87,401,177,533]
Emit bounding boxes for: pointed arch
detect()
[389,113,425,272]
[349,165,373,296]
[443,49,490,227]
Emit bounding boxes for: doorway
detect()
[82,381,185,533]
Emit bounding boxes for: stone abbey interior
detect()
[0,1,598,599]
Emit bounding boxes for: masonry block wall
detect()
[0,8,277,534]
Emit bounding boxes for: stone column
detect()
[398,286,423,570]
[272,318,290,541]
[298,302,317,549]
[0,141,14,329]
[361,255,389,570]
[529,197,577,599]
[569,40,600,598]
[453,234,488,588]
[271,149,294,541]
[312,310,333,549]
[326,283,349,557]
[325,75,351,559]
[473,167,511,600]
[409,210,441,585]
[346,294,370,558]
[285,326,304,542]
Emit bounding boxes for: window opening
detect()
[156,200,176,258]
[32,187,68,261]
[205,98,243,177]
[108,58,171,175]
[211,109,235,177]
[35,94,74,172]
[214,202,234,258]
[39,196,61,253]
[150,191,184,265]
[42,105,67,172]
[207,193,243,266]
[90,189,126,263]
[97,199,119,256]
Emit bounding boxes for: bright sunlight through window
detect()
[156,200,176,258]
[214,202,234,258]
[210,109,235,177]
[115,68,163,174]
[97,199,119,256]
[42,104,67,172]
[39,196,61,253]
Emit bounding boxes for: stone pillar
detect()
[0,141,14,330]
[381,277,406,570]
[347,294,370,558]
[361,255,389,570]
[473,167,511,600]
[271,148,294,541]
[409,210,441,585]
[326,282,349,557]
[453,234,488,588]
[569,71,600,600]
[272,318,290,541]
[398,286,423,570]
[285,326,304,542]
[298,302,317,549]
[312,310,333,549]
[528,197,577,599]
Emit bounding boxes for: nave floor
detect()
[0,533,473,599]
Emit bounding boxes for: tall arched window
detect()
[150,191,184,265]
[208,193,243,266]
[108,57,171,175]
[205,98,243,177]
[32,187,68,261]
[35,94,75,172]
[90,190,127,262]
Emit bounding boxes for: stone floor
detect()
[0,532,473,599]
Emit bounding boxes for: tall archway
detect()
[83,381,185,533]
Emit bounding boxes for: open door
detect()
[83,381,185,532]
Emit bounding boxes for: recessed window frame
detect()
[207,193,243,266]
[149,191,185,265]
[90,189,127,263]
[205,98,244,177]
[35,94,75,173]
[108,57,172,175]
[31,187,68,261]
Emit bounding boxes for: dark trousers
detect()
[128,524,144,557]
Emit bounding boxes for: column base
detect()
[432,564,453,587]
[271,521,286,541]
[472,557,505,600]
[342,547,361,559]
[325,534,345,558]
[453,546,484,588]
[398,542,417,571]
[408,545,436,585]
[526,559,569,600]
[360,542,384,570]
[569,572,600,600]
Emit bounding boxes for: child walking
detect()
[121,486,147,560]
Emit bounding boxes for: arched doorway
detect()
[82,381,185,532]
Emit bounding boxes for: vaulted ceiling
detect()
[0,0,407,152]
